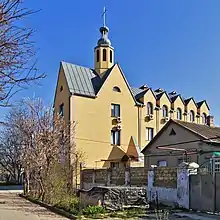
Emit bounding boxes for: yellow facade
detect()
[54,23,211,169]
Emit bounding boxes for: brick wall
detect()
[153,167,177,188]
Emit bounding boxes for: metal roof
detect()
[131,87,144,97]
[61,61,142,106]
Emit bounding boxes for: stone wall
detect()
[154,167,177,188]
[81,167,148,190]
[79,186,148,210]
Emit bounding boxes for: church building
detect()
[54,15,212,168]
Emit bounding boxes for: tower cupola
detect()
[94,7,114,76]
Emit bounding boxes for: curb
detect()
[19,194,77,219]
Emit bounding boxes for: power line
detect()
[76,134,220,164]
[76,134,220,151]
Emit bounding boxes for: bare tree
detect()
[0,97,83,201]
[0,0,45,107]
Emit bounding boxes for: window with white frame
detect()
[162,105,168,117]
[111,130,120,145]
[147,102,153,115]
[158,160,168,167]
[111,104,120,117]
[189,110,195,122]
[146,127,154,141]
[59,104,64,117]
[176,108,182,120]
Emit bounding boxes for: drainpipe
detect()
[138,107,142,148]
[155,107,160,133]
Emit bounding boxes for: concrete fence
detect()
[80,165,191,209]
[148,167,189,209]
[80,167,148,190]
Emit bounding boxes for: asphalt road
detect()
[0,192,68,220]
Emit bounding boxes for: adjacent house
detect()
[141,119,219,169]
[53,19,212,169]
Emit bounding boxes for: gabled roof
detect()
[141,119,220,153]
[131,87,143,97]
[169,94,185,104]
[197,100,210,111]
[131,87,157,102]
[155,91,171,102]
[184,97,198,107]
[61,61,142,106]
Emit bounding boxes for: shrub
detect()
[54,195,79,214]
[82,205,106,217]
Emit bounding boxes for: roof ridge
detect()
[61,61,92,70]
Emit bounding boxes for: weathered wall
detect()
[154,167,177,188]
[148,167,189,209]
[81,167,148,190]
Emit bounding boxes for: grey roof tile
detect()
[61,61,97,97]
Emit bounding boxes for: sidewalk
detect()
[174,212,220,220]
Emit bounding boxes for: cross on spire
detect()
[102,6,107,27]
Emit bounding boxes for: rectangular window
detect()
[158,160,168,167]
[111,130,120,145]
[111,104,120,117]
[146,128,154,141]
[215,159,220,173]
[59,104,64,117]
[110,50,113,63]
[110,162,119,169]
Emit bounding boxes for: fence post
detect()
[92,169,96,185]
[177,166,190,209]
[148,169,155,206]
[125,167,130,186]
[106,168,111,186]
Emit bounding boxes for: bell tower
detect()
[94,7,114,76]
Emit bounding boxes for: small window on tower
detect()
[96,49,100,62]
[110,50,113,63]
[103,49,107,61]
[60,86,63,92]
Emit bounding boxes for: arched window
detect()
[189,110,195,122]
[110,50,113,63]
[202,113,207,124]
[176,108,182,120]
[103,49,107,61]
[162,105,168,118]
[96,49,100,62]
[147,102,153,115]
[113,86,121,92]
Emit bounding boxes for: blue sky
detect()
[2,0,220,123]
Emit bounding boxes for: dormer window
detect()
[202,113,207,124]
[189,110,195,122]
[147,102,153,115]
[60,86,63,92]
[113,86,121,92]
[176,108,182,120]
[162,105,168,117]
